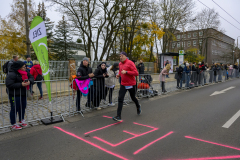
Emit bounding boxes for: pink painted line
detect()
[123,130,138,136]
[164,155,240,160]
[54,126,129,160]
[84,121,122,135]
[133,122,158,129]
[138,128,158,136]
[103,115,112,119]
[185,136,240,151]
[93,124,158,147]
[133,131,174,155]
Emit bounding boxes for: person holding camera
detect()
[6,61,34,130]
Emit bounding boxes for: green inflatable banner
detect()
[29,16,51,102]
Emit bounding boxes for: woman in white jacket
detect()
[105,63,119,106]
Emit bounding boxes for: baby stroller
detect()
[137,75,158,98]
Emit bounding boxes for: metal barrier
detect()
[1,69,239,134]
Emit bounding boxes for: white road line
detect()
[222,110,240,128]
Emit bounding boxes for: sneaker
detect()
[108,103,115,106]
[137,106,142,115]
[11,124,22,130]
[20,120,28,127]
[112,116,122,122]
[96,107,101,110]
[39,96,43,100]
[101,100,107,105]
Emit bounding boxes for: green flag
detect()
[29,16,51,102]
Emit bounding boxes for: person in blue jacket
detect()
[184,63,191,89]
[24,55,33,72]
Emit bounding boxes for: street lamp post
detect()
[233,50,235,64]
[237,36,240,48]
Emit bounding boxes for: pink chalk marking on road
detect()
[123,130,138,136]
[133,122,158,129]
[133,131,174,155]
[54,126,129,160]
[103,115,112,119]
[93,122,158,147]
[185,136,240,151]
[164,155,240,160]
[84,121,122,135]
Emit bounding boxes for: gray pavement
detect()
[0,78,240,160]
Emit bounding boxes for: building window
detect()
[193,32,197,37]
[199,31,203,36]
[177,35,180,39]
[187,41,191,47]
[199,40,202,45]
[177,42,180,48]
[193,40,197,46]
[182,42,185,47]
[188,33,191,38]
[172,43,175,48]
[183,34,186,39]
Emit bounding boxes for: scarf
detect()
[18,70,29,90]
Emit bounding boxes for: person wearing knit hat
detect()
[5,61,34,130]
[82,57,89,62]
[76,57,94,112]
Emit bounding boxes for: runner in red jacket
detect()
[113,52,141,122]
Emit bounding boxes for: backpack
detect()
[33,67,43,81]
[2,61,10,73]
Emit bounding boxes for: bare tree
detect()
[158,0,195,53]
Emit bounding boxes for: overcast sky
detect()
[1,0,240,44]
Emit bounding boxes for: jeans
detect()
[76,90,82,111]
[117,85,140,117]
[9,96,27,125]
[105,87,115,103]
[185,74,190,88]
[37,82,43,97]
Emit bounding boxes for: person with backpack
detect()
[5,61,34,130]
[30,61,43,100]
[2,55,18,75]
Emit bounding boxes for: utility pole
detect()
[24,0,30,57]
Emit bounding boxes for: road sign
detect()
[179,50,184,65]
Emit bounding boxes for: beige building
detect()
[167,28,235,64]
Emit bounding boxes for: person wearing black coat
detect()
[93,62,109,110]
[137,60,145,80]
[76,57,94,112]
[5,61,34,130]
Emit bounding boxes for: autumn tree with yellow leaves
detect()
[130,21,164,62]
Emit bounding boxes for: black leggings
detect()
[117,85,140,117]
[105,87,115,103]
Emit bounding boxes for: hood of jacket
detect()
[97,62,107,73]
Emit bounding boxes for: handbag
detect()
[33,67,43,81]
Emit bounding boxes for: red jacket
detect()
[119,59,139,86]
[30,64,42,80]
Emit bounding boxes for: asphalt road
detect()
[1,79,240,160]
